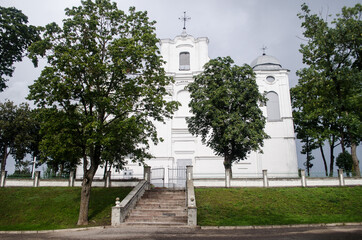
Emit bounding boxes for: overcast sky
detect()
[1,0,361,174]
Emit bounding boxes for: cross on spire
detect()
[179,11,191,30]
[261,45,268,55]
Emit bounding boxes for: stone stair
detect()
[125,189,187,225]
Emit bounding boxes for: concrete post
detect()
[111,197,121,226]
[105,171,111,188]
[186,165,193,181]
[0,171,7,187]
[69,171,75,187]
[144,166,151,190]
[33,171,40,187]
[338,169,345,186]
[262,169,269,187]
[300,169,306,187]
[225,168,231,188]
[186,165,197,226]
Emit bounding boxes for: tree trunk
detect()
[77,146,100,226]
[1,145,9,172]
[340,134,345,153]
[59,163,64,177]
[223,155,232,178]
[77,171,94,225]
[103,160,108,179]
[319,143,328,176]
[328,136,335,177]
[351,143,361,177]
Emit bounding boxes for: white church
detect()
[77,28,299,184]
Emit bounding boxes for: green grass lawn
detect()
[196,186,362,226]
[0,187,131,231]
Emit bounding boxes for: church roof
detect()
[250,54,282,71]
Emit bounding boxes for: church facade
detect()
[76,31,299,184]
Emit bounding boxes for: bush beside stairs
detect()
[125,189,187,225]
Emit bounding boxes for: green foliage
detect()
[0,6,40,91]
[0,187,131,230]
[336,152,353,176]
[186,56,268,170]
[0,101,35,172]
[292,3,362,176]
[28,0,178,168]
[27,0,178,224]
[196,187,362,226]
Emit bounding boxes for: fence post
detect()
[0,171,7,187]
[338,169,345,186]
[69,171,75,187]
[262,169,269,187]
[144,166,151,190]
[300,169,306,187]
[225,168,231,188]
[33,171,40,187]
[186,165,193,181]
[105,171,111,188]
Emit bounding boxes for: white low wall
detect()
[269,178,301,187]
[5,179,34,187]
[194,178,225,187]
[306,178,340,187]
[39,180,69,187]
[194,177,362,188]
[2,179,139,188]
[346,178,362,185]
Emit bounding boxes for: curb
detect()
[0,226,109,234]
[1,222,361,234]
[200,222,362,230]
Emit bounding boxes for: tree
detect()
[0,101,33,172]
[27,0,178,225]
[336,151,353,177]
[295,3,362,176]
[186,56,268,176]
[0,6,39,91]
[36,109,82,176]
[291,80,340,177]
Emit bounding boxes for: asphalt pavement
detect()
[0,224,362,240]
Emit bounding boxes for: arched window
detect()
[179,52,190,70]
[266,91,281,121]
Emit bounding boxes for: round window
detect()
[266,76,275,83]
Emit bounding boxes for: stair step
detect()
[125,189,187,225]
[124,222,187,226]
[130,210,187,217]
[127,216,187,222]
[135,205,185,210]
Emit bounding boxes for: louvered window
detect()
[179,52,190,70]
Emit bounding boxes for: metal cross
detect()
[261,45,268,55]
[179,11,191,30]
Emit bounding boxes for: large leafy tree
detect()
[294,3,362,176]
[0,6,39,91]
[186,56,268,176]
[0,101,33,172]
[27,0,178,225]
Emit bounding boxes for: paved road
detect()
[1,225,361,240]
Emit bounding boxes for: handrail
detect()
[111,180,149,226]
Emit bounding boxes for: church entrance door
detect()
[168,159,192,188]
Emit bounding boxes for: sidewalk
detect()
[1,223,362,240]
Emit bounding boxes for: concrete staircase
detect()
[125,189,187,225]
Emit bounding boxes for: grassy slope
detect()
[0,187,131,231]
[196,186,362,226]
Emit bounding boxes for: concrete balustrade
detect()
[186,165,197,226]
